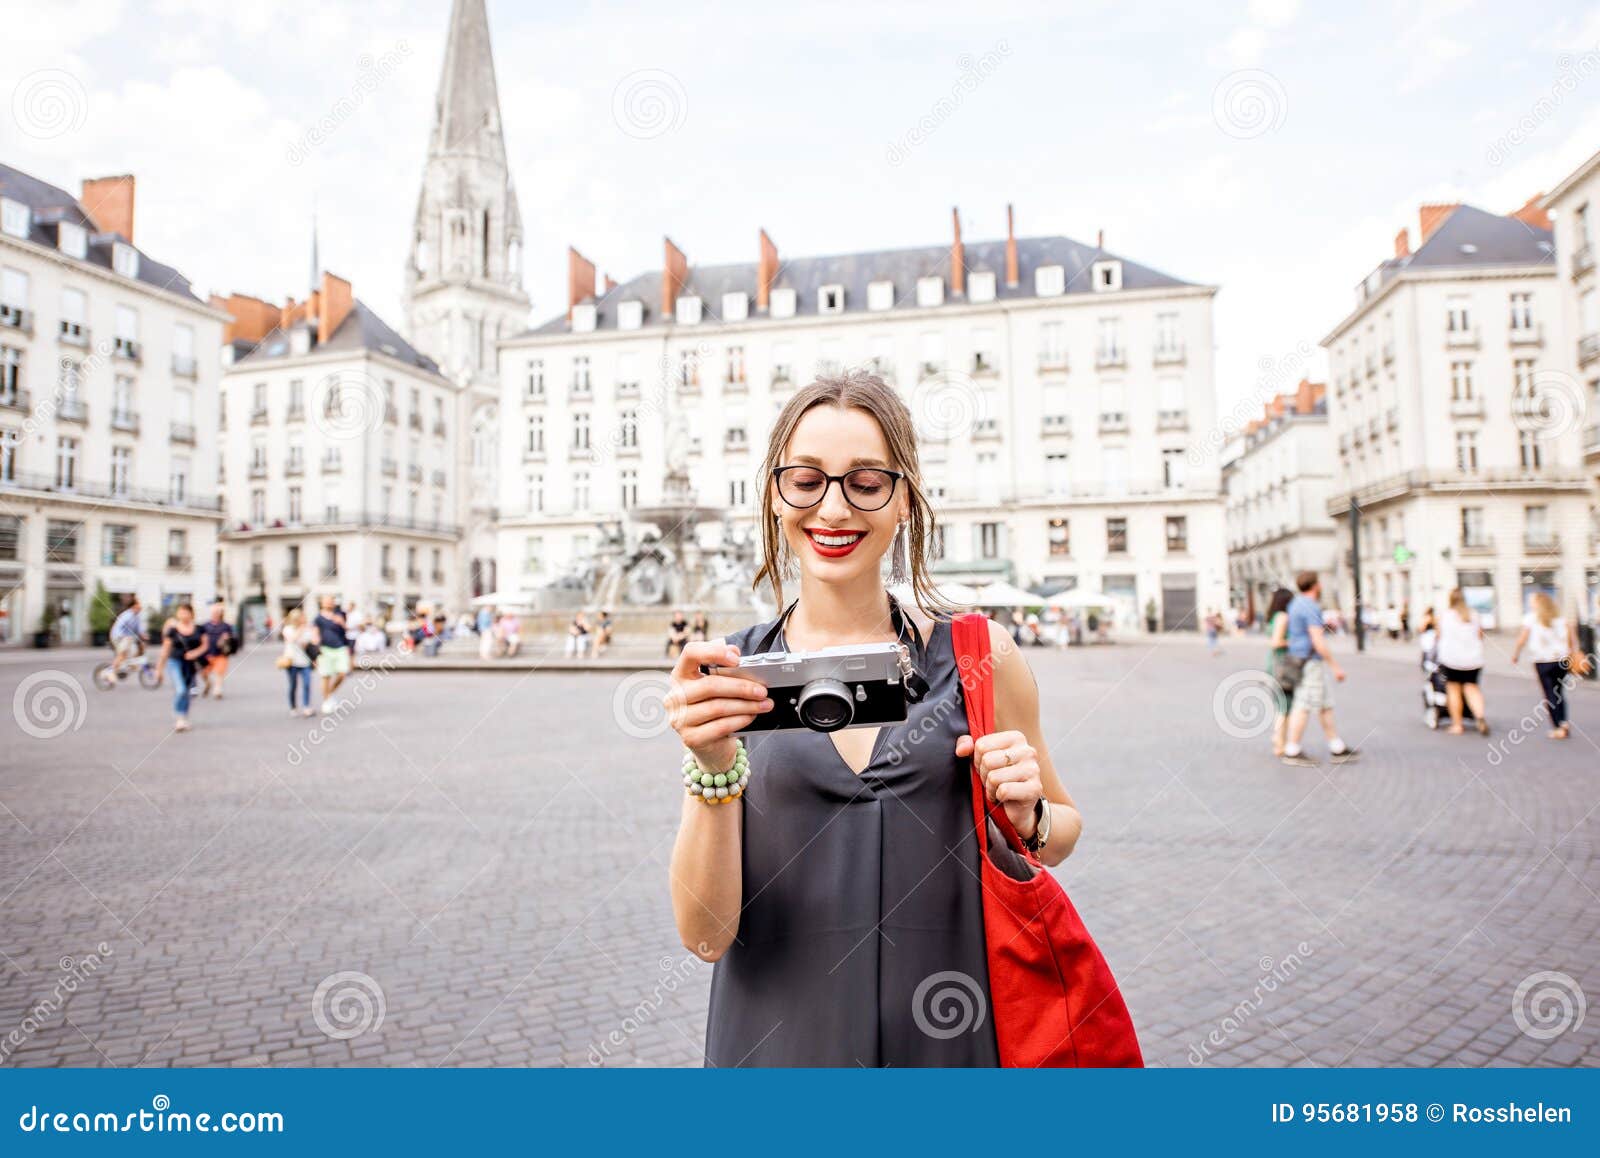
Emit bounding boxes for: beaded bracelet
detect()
[683,738,750,805]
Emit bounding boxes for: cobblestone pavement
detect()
[1,638,1596,1068]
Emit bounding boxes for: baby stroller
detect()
[1421,649,1476,730]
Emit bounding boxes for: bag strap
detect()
[950,612,1032,860]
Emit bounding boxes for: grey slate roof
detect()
[1373,204,1554,287]
[0,161,202,303]
[233,299,441,375]
[530,234,1196,335]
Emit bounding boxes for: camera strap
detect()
[758,594,930,704]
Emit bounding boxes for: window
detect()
[573,355,591,392]
[726,345,746,384]
[1091,260,1122,291]
[817,338,843,376]
[526,414,545,454]
[286,379,303,418]
[1165,516,1188,553]
[919,331,945,376]
[1102,445,1129,496]
[1446,296,1471,333]
[620,468,638,509]
[287,486,302,522]
[0,514,20,560]
[915,276,944,308]
[286,545,300,577]
[770,287,796,318]
[1449,360,1474,400]
[571,303,596,332]
[619,409,638,448]
[1035,264,1065,296]
[1518,430,1543,469]
[572,411,591,450]
[772,341,794,382]
[573,471,590,510]
[55,436,79,488]
[867,280,895,311]
[617,300,643,330]
[1155,312,1181,356]
[0,427,17,479]
[968,270,996,303]
[249,488,265,523]
[1158,377,1185,416]
[0,198,29,239]
[45,519,79,562]
[1106,517,1128,554]
[167,529,187,567]
[527,359,545,398]
[169,457,189,504]
[678,348,699,387]
[526,474,543,513]
[110,445,132,495]
[112,243,140,280]
[523,535,543,574]
[1,267,27,316]
[58,221,86,259]
[726,425,747,450]
[406,546,419,579]
[323,544,338,578]
[1455,430,1478,472]
[971,328,996,373]
[1162,449,1187,489]
[722,292,749,321]
[676,295,703,325]
[729,477,748,506]
[1096,317,1123,363]
[1526,504,1552,546]
[102,524,134,566]
[1048,517,1070,556]
[1039,321,1065,367]
[1509,292,1535,332]
[112,374,134,422]
[977,522,1002,559]
[818,285,844,314]
[59,287,86,341]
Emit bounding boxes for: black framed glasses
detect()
[772,465,904,512]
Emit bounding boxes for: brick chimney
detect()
[603,274,617,294]
[1293,377,1320,414]
[1419,202,1461,244]
[1510,193,1551,232]
[317,272,354,346]
[1004,204,1018,288]
[757,229,778,310]
[950,207,965,297]
[1394,227,1410,259]
[211,293,280,346]
[568,247,596,319]
[81,175,135,242]
[662,237,688,319]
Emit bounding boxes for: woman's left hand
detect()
[955,730,1043,839]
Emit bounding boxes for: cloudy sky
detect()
[4,0,1600,413]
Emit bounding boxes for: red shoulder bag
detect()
[951,612,1144,1068]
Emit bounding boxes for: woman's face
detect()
[772,404,909,584]
[175,608,193,628]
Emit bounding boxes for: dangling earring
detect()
[889,520,910,585]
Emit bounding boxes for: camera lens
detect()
[796,677,854,732]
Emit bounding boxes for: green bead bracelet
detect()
[682,738,750,804]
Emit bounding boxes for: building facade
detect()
[496,213,1228,630]
[0,164,224,645]
[215,274,461,633]
[1223,379,1338,620]
[1539,154,1600,622]
[402,0,529,600]
[1322,201,1594,629]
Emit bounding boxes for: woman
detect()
[665,609,690,658]
[665,370,1082,1067]
[1436,588,1489,735]
[498,611,522,658]
[1263,587,1295,757]
[1510,592,1579,739]
[690,610,710,642]
[281,608,316,717]
[154,603,207,732]
[594,609,614,656]
[565,611,590,658]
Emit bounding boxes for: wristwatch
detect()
[1022,797,1051,854]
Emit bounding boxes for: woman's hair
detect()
[1265,587,1294,621]
[752,368,953,616]
[174,602,193,616]
[286,608,304,626]
[1447,588,1469,619]
[1531,590,1558,627]
[1420,607,1436,631]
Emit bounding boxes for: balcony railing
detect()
[1457,536,1494,556]
[616,381,641,399]
[1095,349,1126,369]
[918,361,944,380]
[286,404,304,422]
[1,388,32,413]
[0,304,32,333]
[1445,326,1480,349]
[1584,422,1600,459]
[723,374,747,393]
[248,463,267,479]
[1573,244,1594,279]
[222,511,461,538]
[433,420,447,438]
[431,570,445,584]
[973,418,1001,439]
[384,403,398,425]
[282,567,301,581]
[1509,322,1544,346]
[112,337,141,362]
[170,421,195,444]
[57,398,87,423]
[0,470,221,512]
[381,459,398,477]
[110,409,139,433]
[1449,397,1484,418]
[1156,409,1188,430]
[285,461,304,477]
[970,355,998,377]
[431,469,447,487]
[58,320,89,347]
[250,405,269,426]
[1040,414,1071,436]
[771,368,793,388]
[1579,334,1600,366]
[1098,411,1128,433]
[171,354,197,378]
[1037,352,1069,373]
[407,464,423,483]
[408,413,423,432]
[168,554,192,570]
[321,457,342,475]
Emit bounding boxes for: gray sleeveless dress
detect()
[704,611,1000,1067]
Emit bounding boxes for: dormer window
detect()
[818,284,845,314]
[916,276,944,307]
[867,280,895,311]
[1091,260,1122,292]
[0,199,29,240]
[1035,264,1066,297]
[676,294,703,324]
[290,326,312,356]
[618,300,643,330]
[112,242,140,280]
[571,303,597,333]
[57,221,87,259]
[722,291,749,322]
[968,270,996,303]
[770,287,796,319]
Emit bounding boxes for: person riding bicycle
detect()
[110,596,145,677]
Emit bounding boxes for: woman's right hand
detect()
[666,641,772,770]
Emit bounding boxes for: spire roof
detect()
[429,0,507,165]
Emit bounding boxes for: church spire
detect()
[430,0,507,165]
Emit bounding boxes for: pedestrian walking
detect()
[668,370,1095,1066]
[198,601,238,700]
[279,608,316,717]
[313,596,352,715]
[1263,587,1294,758]
[1436,588,1489,736]
[1280,571,1358,766]
[1510,592,1579,740]
[154,603,206,733]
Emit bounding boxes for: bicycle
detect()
[92,650,160,691]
